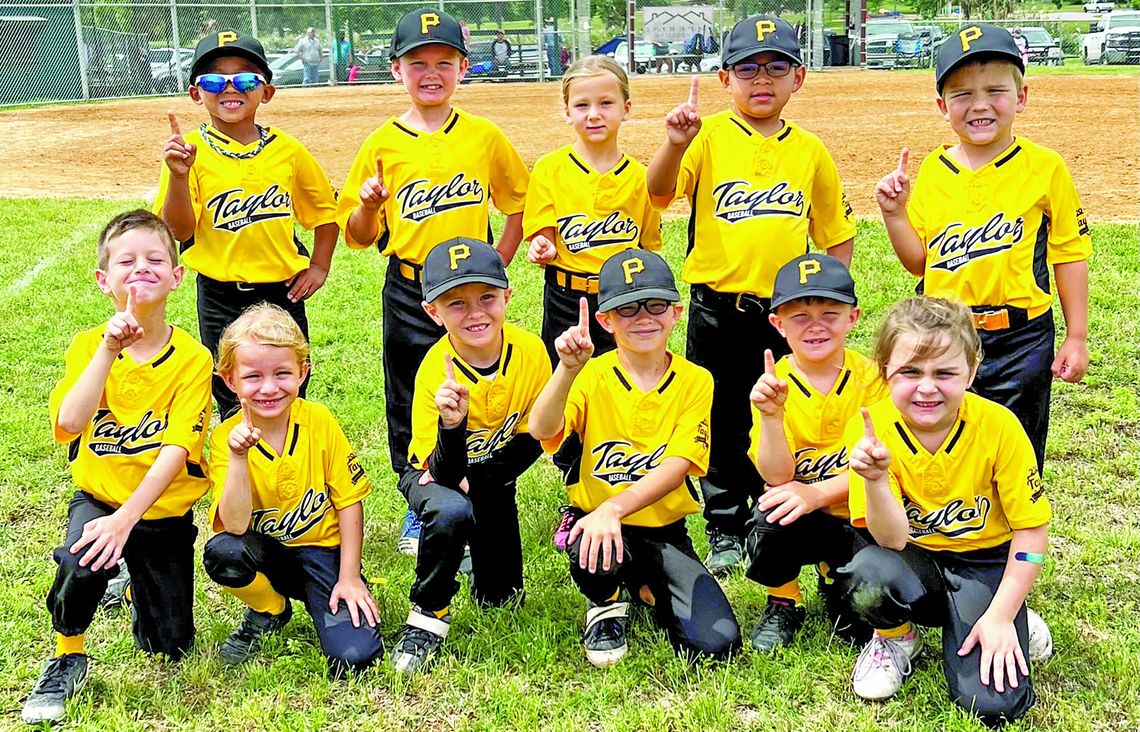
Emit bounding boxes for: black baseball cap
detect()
[770,254,856,310]
[722,15,802,68]
[597,250,680,312]
[391,9,467,59]
[191,31,272,82]
[422,238,507,302]
[936,24,1024,93]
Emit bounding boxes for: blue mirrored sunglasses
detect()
[195,72,266,94]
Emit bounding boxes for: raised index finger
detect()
[240,398,254,430]
[444,353,456,382]
[375,156,384,181]
[125,284,137,317]
[861,407,877,440]
[763,348,776,376]
[687,75,699,108]
[898,147,909,174]
[167,111,181,137]
[577,297,589,333]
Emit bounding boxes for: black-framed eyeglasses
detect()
[614,299,671,317]
[731,60,794,79]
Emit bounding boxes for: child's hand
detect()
[435,354,469,428]
[228,399,262,456]
[757,480,824,526]
[418,469,470,493]
[570,503,623,574]
[329,575,379,628]
[749,349,788,416]
[527,234,556,265]
[850,407,891,482]
[163,112,196,177]
[663,76,701,146]
[286,262,328,303]
[103,285,144,354]
[875,148,911,216]
[1051,335,1088,383]
[70,508,135,572]
[958,608,1028,694]
[358,156,389,211]
[554,298,594,371]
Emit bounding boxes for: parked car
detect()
[152,51,194,94]
[1016,27,1064,65]
[148,47,192,80]
[1084,1,1115,13]
[865,19,929,68]
[914,25,945,51]
[1083,11,1140,63]
[267,51,331,86]
[612,40,656,74]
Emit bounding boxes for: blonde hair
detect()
[97,209,178,271]
[872,297,982,380]
[941,57,1024,96]
[560,54,630,104]
[216,303,309,376]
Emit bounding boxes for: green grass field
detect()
[1,199,1137,731]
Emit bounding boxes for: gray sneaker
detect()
[220,603,292,664]
[704,532,745,576]
[21,654,88,725]
[391,606,451,674]
[100,559,130,610]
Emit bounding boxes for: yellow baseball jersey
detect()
[336,108,530,263]
[652,112,855,295]
[523,146,662,275]
[49,325,212,519]
[152,124,337,283]
[208,398,371,548]
[408,323,550,469]
[847,392,1050,552]
[908,137,1091,319]
[748,349,888,519]
[542,351,712,528]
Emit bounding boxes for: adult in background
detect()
[543,18,563,76]
[295,28,323,85]
[492,29,512,78]
[334,31,354,82]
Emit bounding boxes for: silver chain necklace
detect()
[199,124,269,160]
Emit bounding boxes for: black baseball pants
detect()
[686,285,791,539]
[745,505,869,587]
[566,513,742,662]
[834,542,1035,727]
[382,259,446,475]
[47,491,197,660]
[196,274,309,420]
[974,313,1054,474]
[203,531,384,677]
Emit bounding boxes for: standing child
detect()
[524,54,662,362]
[23,211,212,725]
[336,9,530,554]
[530,250,741,666]
[875,24,1090,475]
[154,30,339,420]
[838,297,1049,727]
[744,254,888,652]
[203,304,383,677]
[646,16,857,574]
[392,238,549,673]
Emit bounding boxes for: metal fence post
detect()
[535,0,545,81]
[170,0,184,89]
[325,0,335,85]
[250,0,258,37]
[71,0,90,100]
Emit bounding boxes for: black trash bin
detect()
[829,34,850,66]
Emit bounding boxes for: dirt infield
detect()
[1,71,1135,220]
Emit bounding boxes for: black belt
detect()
[691,284,770,313]
[197,274,288,293]
[545,266,599,295]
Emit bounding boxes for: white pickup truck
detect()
[1083,11,1140,64]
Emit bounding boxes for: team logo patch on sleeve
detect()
[1075,207,1090,237]
[927,213,1024,273]
[396,173,485,222]
[694,419,710,449]
[1027,466,1045,503]
[590,440,665,486]
[206,185,293,233]
[347,452,366,485]
[88,409,167,456]
[711,180,805,223]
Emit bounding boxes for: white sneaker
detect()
[583,601,629,668]
[852,629,923,701]
[1026,607,1054,663]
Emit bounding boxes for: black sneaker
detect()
[704,532,745,576]
[818,572,872,646]
[21,653,89,725]
[390,606,450,674]
[100,559,130,610]
[583,601,629,668]
[220,603,292,664]
[750,598,806,652]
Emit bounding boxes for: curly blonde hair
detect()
[872,297,983,381]
[216,303,309,377]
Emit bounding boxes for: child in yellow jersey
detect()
[875,25,1090,475]
[203,304,382,677]
[531,250,741,667]
[154,31,339,420]
[744,254,889,653]
[391,238,548,673]
[646,15,856,575]
[336,9,530,553]
[24,211,212,726]
[524,55,662,362]
[837,297,1050,727]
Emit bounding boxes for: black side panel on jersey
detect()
[1032,215,1050,295]
[686,182,700,258]
[293,234,310,258]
